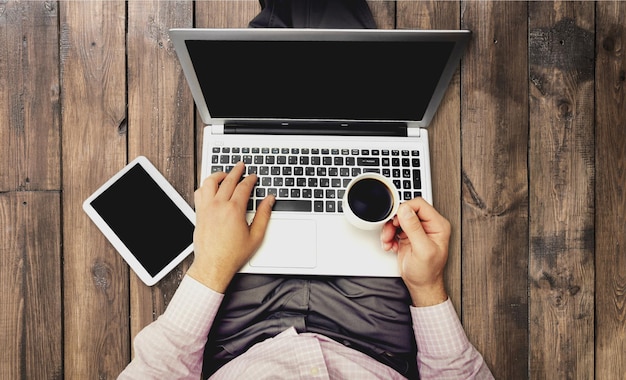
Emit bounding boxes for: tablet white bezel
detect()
[82,156,196,286]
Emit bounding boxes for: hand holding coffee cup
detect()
[343,173,400,230]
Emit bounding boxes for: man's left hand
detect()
[187,162,274,293]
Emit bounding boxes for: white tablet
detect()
[83,156,196,286]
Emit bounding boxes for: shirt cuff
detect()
[161,275,224,338]
[410,299,470,357]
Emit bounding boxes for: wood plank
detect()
[528,2,595,377]
[126,0,195,348]
[0,0,60,191]
[460,1,529,378]
[595,1,626,378]
[396,0,462,312]
[60,1,129,377]
[195,0,260,29]
[367,0,395,29]
[0,192,62,379]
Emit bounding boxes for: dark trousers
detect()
[249,0,377,29]
[202,274,419,379]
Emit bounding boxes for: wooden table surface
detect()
[1,1,625,379]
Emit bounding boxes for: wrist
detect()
[186,263,233,294]
[407,280,448,307]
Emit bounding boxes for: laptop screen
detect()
[171,29,470,127]
[185,39,454,122]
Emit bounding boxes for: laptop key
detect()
[326,201,336,212]
[314,201,324,212]
[259,199,312,212]
[364,168,380,174]
[413,170,422,189]
[358,157,379,166]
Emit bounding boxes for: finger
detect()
[392,214,400,228]
[396,203,429,247]
[196,171,228,208]
[214,162,245,200]
[230,173,257,208]
[249,194,275,247]
[202,171,228,195]
[401,197,447,234]
[380,220,397,251]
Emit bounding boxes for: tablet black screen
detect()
[89,163,194,276]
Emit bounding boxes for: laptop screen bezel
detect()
[169,28,470,129]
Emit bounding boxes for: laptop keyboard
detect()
[210,146,422,213]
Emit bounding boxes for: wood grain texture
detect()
[460,2,529,378]
[528,2,595,378]
[195,0,261,29]
[0,192,62,379]
[396,0,462,313]
[595,2,626,379]
[367,0,395,29]
[0,0,60,192]
[60,1,129,377]
[126,0,195,349]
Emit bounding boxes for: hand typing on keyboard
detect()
[187,162,275,293]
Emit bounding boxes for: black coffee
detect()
[347,178,393,222]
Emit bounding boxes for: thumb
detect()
[249,195,275,245]
[397,203,428,245]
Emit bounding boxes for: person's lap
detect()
[202,274,418,379]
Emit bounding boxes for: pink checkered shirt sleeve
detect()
[411,299,494,380]
[118,275,223,380]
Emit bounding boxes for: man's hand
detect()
[380,198,451,307]
[187,162,275,293]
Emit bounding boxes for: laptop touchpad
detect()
[249,219,317,268]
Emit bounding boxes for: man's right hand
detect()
[380,198,451,307]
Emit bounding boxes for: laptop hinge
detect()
[211,124,225,134]
[407,127,422,138]
[223,121,408,137]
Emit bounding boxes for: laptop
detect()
[170,28,470,277]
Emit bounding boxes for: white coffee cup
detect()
[342,173,400,230]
